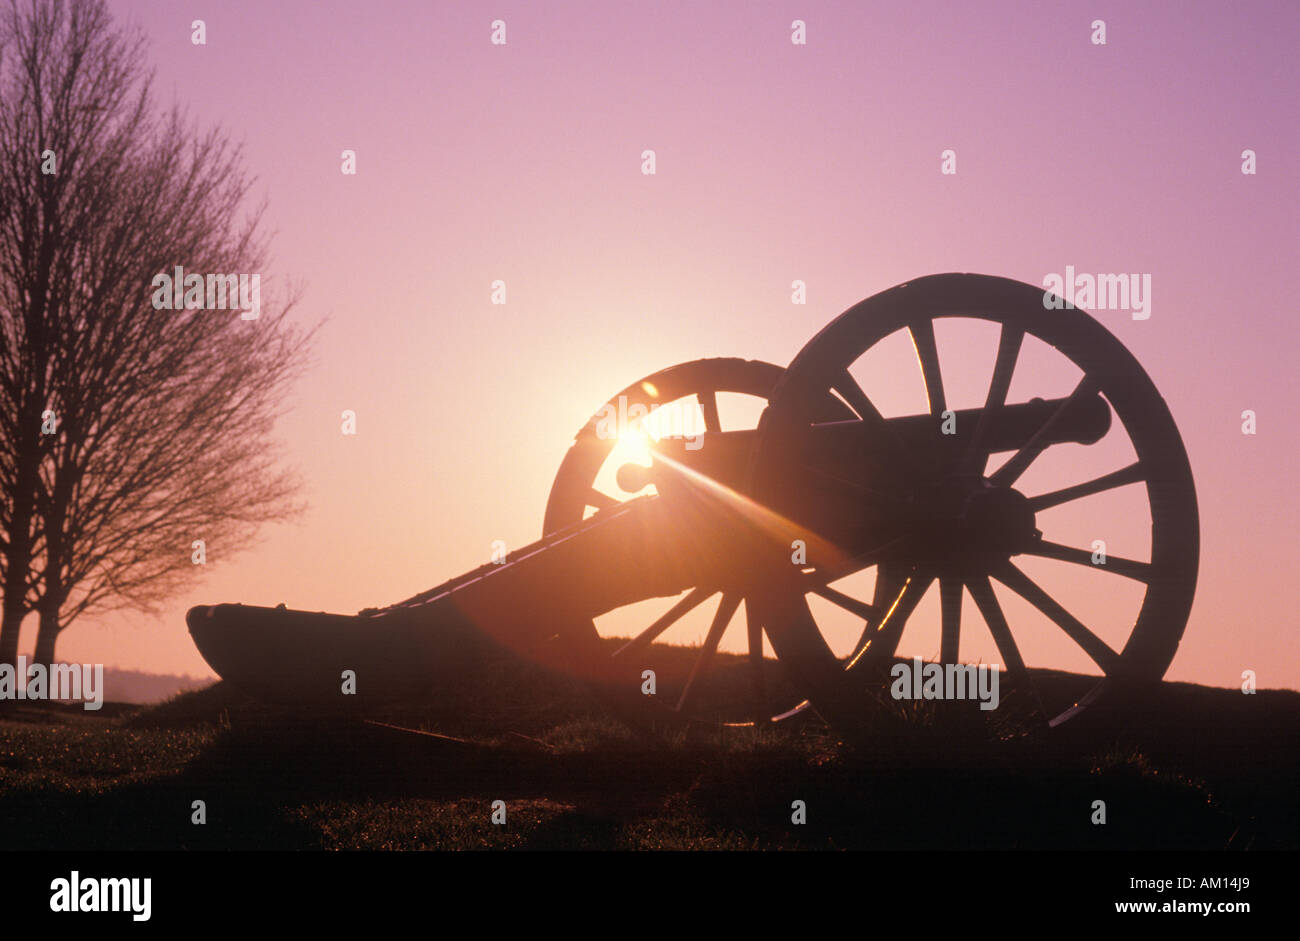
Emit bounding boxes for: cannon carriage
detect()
[188,273,1198,743]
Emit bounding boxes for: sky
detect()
[36,0,1299,693]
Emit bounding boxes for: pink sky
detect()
[40,1,1298,692]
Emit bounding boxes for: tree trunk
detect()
[0,608,25,712]
[31,610,59,705]
[1,500,35,671]
[0,608,20,661]
[34,609,59,671]
[1,410,42,672]
[0,608,24,666]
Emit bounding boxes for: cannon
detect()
[188,273,1199,741]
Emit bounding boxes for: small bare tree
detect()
[0,0,314,672]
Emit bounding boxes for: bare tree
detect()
[0,0,314,674]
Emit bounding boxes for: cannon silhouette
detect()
[188,273,1198,741]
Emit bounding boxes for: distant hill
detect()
[99,668,213,704]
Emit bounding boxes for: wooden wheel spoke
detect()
[873,567,909,613]
[831,371,918,471]
[965,575,1027,677]
[990,373,1100,488]
[833,370,886,424]
[966,574,1046,719]
[908,318,947,417]
[939,577,962,664]
[1026,462,1146,512]
[1023,539,1152,582]
[963,324,1023,474]
[613,587,714,658]
[845,566,906,659]
[586,488,618,510]
[846,572,934,670]
[745,602,766,708]
[676,593,741,711]
[991,560,1120,675]
[810,584,881,622]
[698,389,722,434]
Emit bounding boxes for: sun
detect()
[609,427,654,494]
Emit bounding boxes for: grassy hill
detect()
[0,642,1295,850]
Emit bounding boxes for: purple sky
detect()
[44,0,1298,691]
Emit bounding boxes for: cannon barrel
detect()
[630,390,1111,495]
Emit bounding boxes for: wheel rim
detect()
[746,273,1199,737]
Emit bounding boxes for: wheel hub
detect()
[899,477,1039,573]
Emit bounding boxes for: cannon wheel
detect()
[543,357,855,729]
[746,273,1199,740]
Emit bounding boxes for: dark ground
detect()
[0,643,1295,850]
